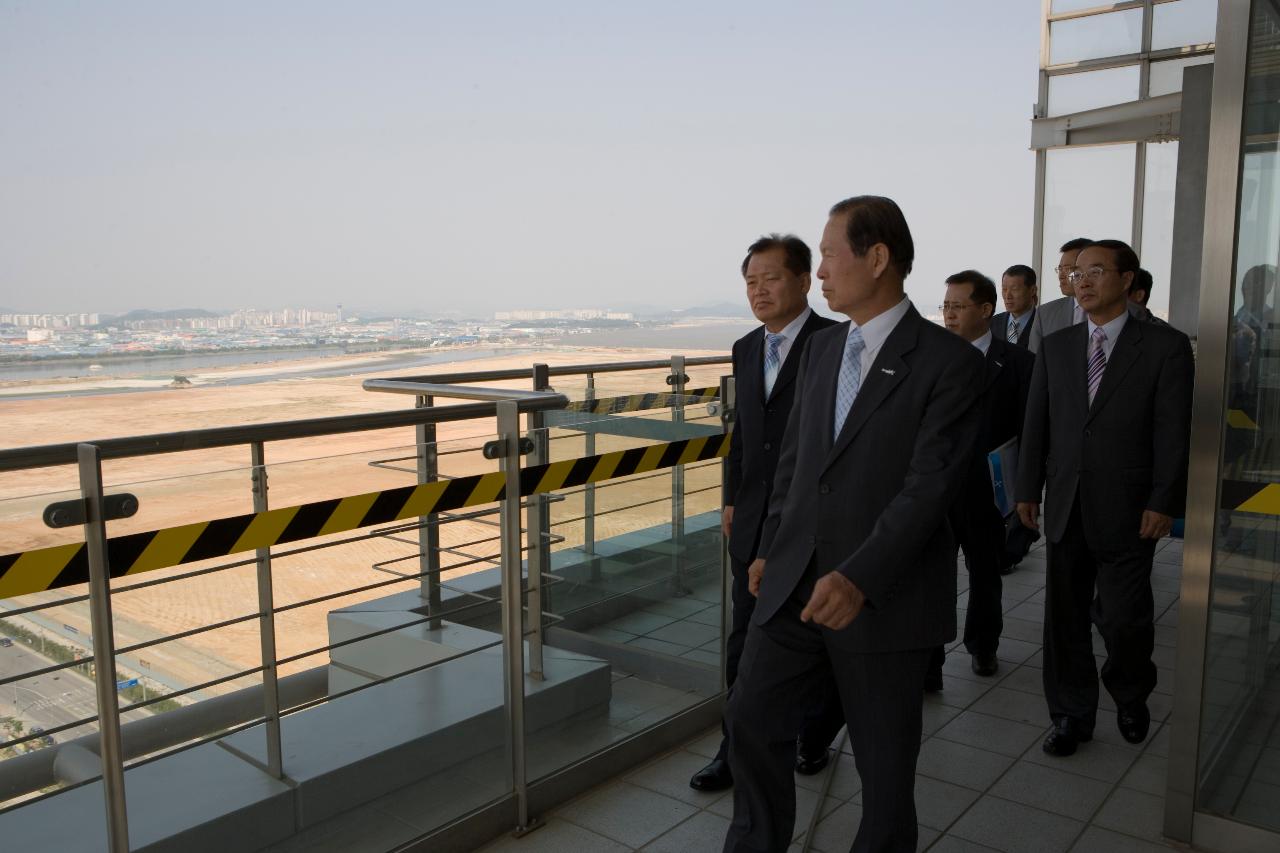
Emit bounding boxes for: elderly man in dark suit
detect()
[690,233,840,792]
[723,196,983,853]
[1016,239,1193,757]
[990,264,1038,349]
[929,269,1034,689]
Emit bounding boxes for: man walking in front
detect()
[1016,239,1193,757]
[991,264,1038,349]
[723,196,983,853]
[690,234,841,792]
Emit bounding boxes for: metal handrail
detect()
[367,355,729,387]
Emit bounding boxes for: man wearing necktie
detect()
[690,234,840,792]
[989,264,1037,350]
[1015,240,1193,758]
[722,197,982,853]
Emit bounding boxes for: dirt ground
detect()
[0,345,729,697]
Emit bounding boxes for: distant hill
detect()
[673,301,754,319]
[100,308,218,324]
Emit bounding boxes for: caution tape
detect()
[563,387,717,415]
[1220,479,1280,515]
[0,431,731,599]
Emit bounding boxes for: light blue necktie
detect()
[763,332,784,398]
[1007,315,1019,343]
[833,327,866,439]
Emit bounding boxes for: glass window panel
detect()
[1049,9,1144,64]
[1051,0,1116,12]
[1200,0,1280,835]
[1152,0,1219,50]
[1048,65,1141,116]
[1040,145,1136,293]
[1139,141,1179,320]
[1148,54,1215,97]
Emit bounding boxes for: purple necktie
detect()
[1087,326,1107,404]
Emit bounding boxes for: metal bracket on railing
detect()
[43,493,139,529]
[483,437,535,460]
[665,373,691,386]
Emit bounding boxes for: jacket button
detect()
[767,407,775,414]
[763,442,772,451]
[820,484,831,494]
[1084,429,1092,438]
[808,535,817,545]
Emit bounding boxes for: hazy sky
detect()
[1,2,1041,317]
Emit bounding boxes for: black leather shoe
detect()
[1042,718,1092,756]
[689,758,733,791]
[970,652,999,677]
[924,668,944,693]
[1117,703,1151,744]
[795,747,830,776]
[1000,561,1017,576]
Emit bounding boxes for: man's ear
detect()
[870,243,891,278]
[982,303,994,320]
[799,272,811,295]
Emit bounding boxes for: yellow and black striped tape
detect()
[563,387,717,415]
[0,431,731,600]
[1221,478,1280,516]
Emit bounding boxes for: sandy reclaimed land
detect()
[0,344,730,701]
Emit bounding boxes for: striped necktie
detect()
[1087,326,1107,404]
[763,332,784,398]
[1007,316,1019,344]
[833,328,866,438]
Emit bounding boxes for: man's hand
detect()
[800,572,866,630]
[721,505,734,540]
[747,558,765,597]
[1017,501,1040,532]
[1139,510,1174,540]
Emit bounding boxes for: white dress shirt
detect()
[845,296,912,378]
[1086,309,1129,362]
[972,330,993,355]
[765,306,813,368]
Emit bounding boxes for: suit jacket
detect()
[990,309,1035,349]
[724,311,837,563]
[1015,318,1194,550]
[754,305,984,652]
[1028,295,1142,354]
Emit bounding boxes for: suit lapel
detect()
[823,309,917,470]
[1065,323,1091,418]
[769,312,822,401]
[982,338,1006,393]
[1087,319,1142,422]
[743,327,766,408]
[1019,308,1035,347]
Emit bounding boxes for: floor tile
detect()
[1023,737,1141,784]
[949,795,1083,853]
[935,710,1045,758]
[925,835,1003,852]
[915,774,981,831]
[1069,825,1180,852]
[916,738,1016,791]
[970,687,1048,726]
[810,800,863,852]
[1120,754,1167,797]
[641,810,731,852]
[557,781,698,848]
[479,817,630,853]
[988,760,1111,821]
[624,748,732,806]
[1093,787,1166,843]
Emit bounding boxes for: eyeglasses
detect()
[938,302,976,313]
[1067,266,1120,283]
[1055,265,1075,274]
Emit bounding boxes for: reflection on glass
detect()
[1148,55,1215,97]
[1051,0,1113,12]
[1152,0,1218,50]
[1140,141,1180,321]
[1047,65,1140,116]
[1049,9,1143,65]
[1041,145,1136,290]
[1200,0,1280,834]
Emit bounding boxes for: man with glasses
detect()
[1015,239,1193,757]
[991,264,1038,349]
[927,270,1034,690]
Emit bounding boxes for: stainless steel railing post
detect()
[525,365,550,679]
[496,401,535,832]
[78,443,130,853]
[718,375,735,692]
[583,372,597,564]
[670,356,688,594]
[416,394,443,628]
[250,441,285,779]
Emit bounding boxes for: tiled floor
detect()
[478,538,1188,853]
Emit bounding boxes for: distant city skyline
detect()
[1,3,1041,317]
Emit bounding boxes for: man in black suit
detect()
[1016,239,1193,757]
[927,270,1034,689]
[690,233,841,792]
[1127,268,1169,327]
[990,264,1038,349]
[723,197,983,853]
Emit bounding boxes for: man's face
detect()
[942,282,992,342]
[1072,246,1131,318]
[817,213,879,317]
[1001,274,1035,315]
[1057,249,1083,297]
[744,247,810,328]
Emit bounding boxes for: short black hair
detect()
[1132,268,1153,306]
[741,233,812,278]
[1084,239,1141,281]
[1002,264,1037,292]
[945,270,998,309]
[1060,237,1093,254]
[829,195,915,279]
